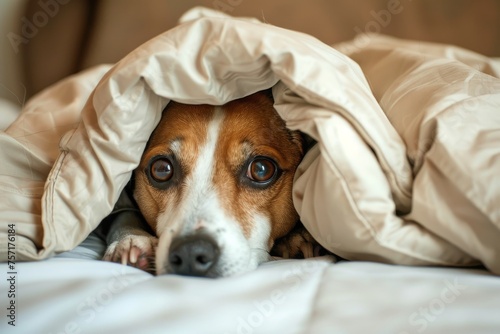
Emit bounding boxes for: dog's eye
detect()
[246,157,277,183]
[150,158,174,182]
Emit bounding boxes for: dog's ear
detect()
[285,130,303,154]
[300,132,317,153]
[289,131,317,155]
[261,88,274,103]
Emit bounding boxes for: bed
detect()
[1,6,500,334]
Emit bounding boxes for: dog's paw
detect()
[270,225,328,259]
[103,235,158,273]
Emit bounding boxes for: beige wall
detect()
[0,0,27,105]
[80,0,500,68]
[12,0,500,99]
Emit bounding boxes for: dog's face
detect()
[134,92,303,277]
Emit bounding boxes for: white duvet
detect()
[1,9,500,271]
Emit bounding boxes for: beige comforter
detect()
[1,8,499,273]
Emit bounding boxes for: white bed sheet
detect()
[2,243,499,334]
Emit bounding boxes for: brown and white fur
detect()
[99,91,320,278]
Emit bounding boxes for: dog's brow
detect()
[240,140,253,157]
[241,139,285,163]
[170,138,183,155]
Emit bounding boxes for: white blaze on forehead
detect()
[186,106,225,207]
[156,107,229,273]
[156,106,225,233]
[178,107,231,237]
[156,107,225,233]
[169,138,182,156]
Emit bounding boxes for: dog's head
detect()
[134,91,304,277]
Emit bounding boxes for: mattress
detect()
[2,235,499,334]
[0,234,500,334]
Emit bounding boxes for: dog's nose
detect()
[168,235,219,277]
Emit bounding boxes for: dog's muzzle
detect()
[168,234,220,277]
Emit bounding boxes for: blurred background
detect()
[1,0,499,106]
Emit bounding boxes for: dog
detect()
[97,91,321,278]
